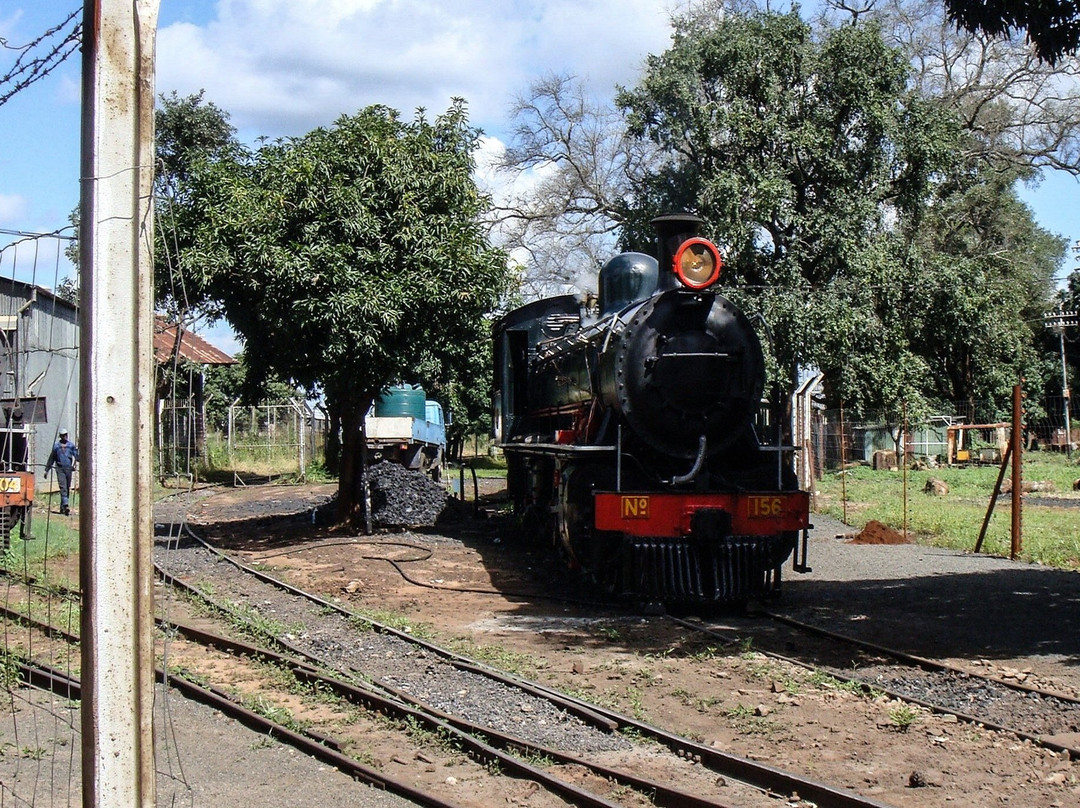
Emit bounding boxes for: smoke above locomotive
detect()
[493,214,809,605]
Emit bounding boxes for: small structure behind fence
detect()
[811,395,1078,475]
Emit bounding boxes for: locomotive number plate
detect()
[620,495,650,519]
[0,476,22,494]
[745,495,783,518]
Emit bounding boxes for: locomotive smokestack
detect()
[652,213,704,292]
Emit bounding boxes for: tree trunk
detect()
[335,396,375,529]
[324,398,341,474]
[337,406,363,523]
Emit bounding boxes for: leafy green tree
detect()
[617,9,951,408]
[154,91,240,322]
[180,101,510,520]
[196,356,296,436]
[898,167,1064,419]
[63,91,240,320]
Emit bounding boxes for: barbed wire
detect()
[0,7,82,108]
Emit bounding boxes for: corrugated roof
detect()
[154,317,235,365]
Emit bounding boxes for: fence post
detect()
[1011,383,1023,558]
[839,401,847,524]
[79,1,160,804]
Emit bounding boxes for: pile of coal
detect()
[368,461,461,527]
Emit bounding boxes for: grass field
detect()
[814,452,1080,568]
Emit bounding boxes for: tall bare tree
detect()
[860,0,1080,177]
[490,74,656,298]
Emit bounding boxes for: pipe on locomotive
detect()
[665,435,708,485]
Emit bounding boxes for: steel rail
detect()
[159,526,895,808]
[668,614,1080,761]
[159,527,618,730]
[763,609,1080,705]
[7,652,463,808]
[162,616,735,808]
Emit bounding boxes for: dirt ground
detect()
[171,480,1080,807]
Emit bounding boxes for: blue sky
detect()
[1,1,1078,353]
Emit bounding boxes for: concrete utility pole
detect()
[79,1,160,806]
[1044,308,1078,458]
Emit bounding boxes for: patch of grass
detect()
[240,693,305,731]
[456,453,506,473]
[403,716,464,758]
[807,669,877,697]
[350,609,434,640]
[633,666,658,686]
[725,703,754,720]
[741,655,778,681]
[723,703,784,736]
[446,638,546,678]
[887,702,922,732]
[0,507,80,584]
[0,652,22,690]
[624,685,647,720]
[594,624,622,642]
[302,461,334,483]
[672,687,724,712]
[772,674,802,695]
[509,748,553,768]
[618,725,647,742]
[225,601,295,638]
[690,644,725,662]
[165,664,210,688]
[816,453,1080,567]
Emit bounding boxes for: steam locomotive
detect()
[493,214,810,605]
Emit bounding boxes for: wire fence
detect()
[221,400,325,479]
[804,396,1078,477]
[0,229,83,803]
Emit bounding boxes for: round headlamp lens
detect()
[673,238,722,289]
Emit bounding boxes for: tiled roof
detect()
[153,317,235,365]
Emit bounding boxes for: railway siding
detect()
[144,482,1080,807]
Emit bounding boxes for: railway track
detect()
[666,609,1080,760]
[153,526,895,808]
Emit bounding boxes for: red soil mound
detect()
[847,519,909,545]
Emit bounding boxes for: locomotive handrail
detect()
[497,442,615,455]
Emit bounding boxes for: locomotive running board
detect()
[498,442,615,456]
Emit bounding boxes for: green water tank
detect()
[375,384,426,420]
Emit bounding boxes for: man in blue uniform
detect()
[45,428,78,515]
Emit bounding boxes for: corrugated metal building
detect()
[0,280,79,483]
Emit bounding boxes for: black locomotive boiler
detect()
[493,214,810,605]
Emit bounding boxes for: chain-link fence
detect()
[157,399,327,480]
[222,400,325,478]
[806,396,1078,475]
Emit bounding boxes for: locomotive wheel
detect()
[557,462,621,590]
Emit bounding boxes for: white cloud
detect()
[0,194,27,224]
[156,0,674,140]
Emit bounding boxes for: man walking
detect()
[45,428,78,515]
